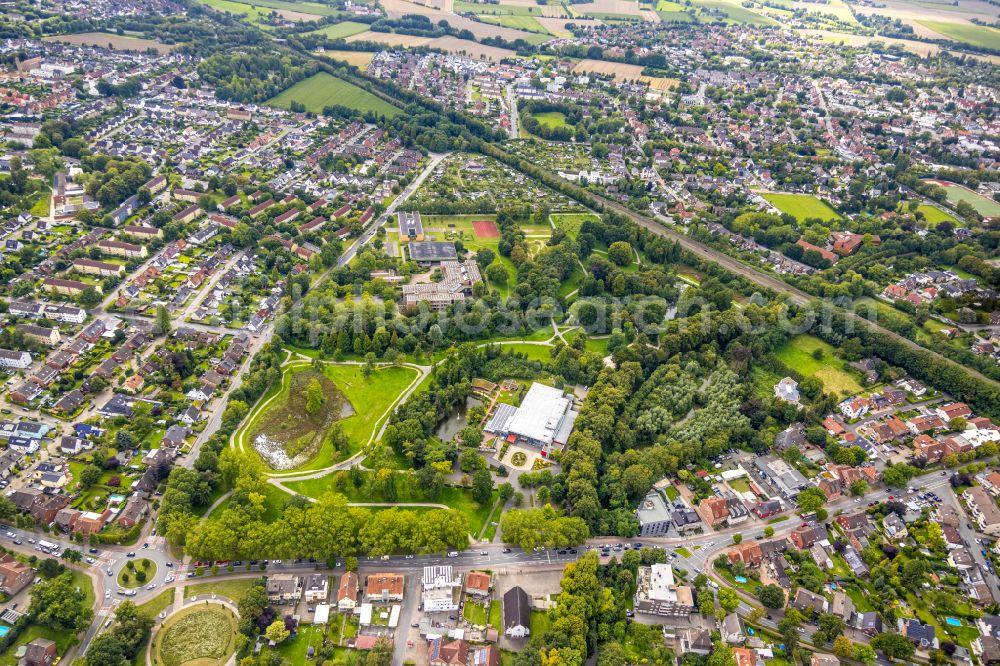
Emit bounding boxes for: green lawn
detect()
[319,363,420,461]
[67,568,96,611]
[918,20,1000,49]
[488,600,502,629]
[774,334,862,396]
[530,610,551,635]
[183,578,259,600]
[675,547,691,558]
[118,559,156,589]
[762,193,840,222]
[532,112,570,130]
[915,203,958,224]
[285,472,498,536]
[268,72,400,117]
[550,212,599,239]
[306,21,370,39]
[463,600,489,625]
[137,588,175,618]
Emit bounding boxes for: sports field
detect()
[473,220,500,237]
[917,20,1000,48]
[775,335,862,396]
[915,204,958,224]
[924,180,1000,218]
[307,21,371,39]
[762,193,841,222]
[267,72,401,117]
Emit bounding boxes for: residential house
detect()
[303,574,329,603]
[337,572,359,612]
[0,554,32,595]
[19,639,57,666]
[266,575,302,604]
[365,573,404,603]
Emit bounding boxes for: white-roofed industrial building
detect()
[484,382,578,457]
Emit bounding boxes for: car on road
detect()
[89,548,99,554]
[126,552,136,557]
[4,532,13,538]
[142,543,149,549]
[106,568,113,576]
[13,539,21,545]
[105,591,110,599]
[558,550,567,554]
[480,551,488,556]
[502,548,511,554]
[147,583,156,590]
[165,562,173,567]
[404,555,414,559]
[27,539,34,544]
[569,549,578,554]
[86,558,96,564]
[165,575,175,584]
[411,623,419,628]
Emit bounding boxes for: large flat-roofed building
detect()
[410,241,458,265]
[484,382,577,457]
[398,211,423,239]
[402,260,482,310]
[634,564,693,617]
[636,490,672,537]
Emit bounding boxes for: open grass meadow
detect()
[774,334,862,396]
[918,20,1000,49]
[154,606,237,666]
[307,20,371,39]
[183,578,260,600]
[267,72,401,117]
[762,192,841,222]
[532,111,571,129]
[284,470,499,535]
[551,212,600,238]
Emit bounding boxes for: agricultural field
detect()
[479,14,553,34]
[42,32,175,53]
[154,606,237,666]
[267,72,401,117]
[209,0,341,16]
[692,0,775,24]
[762,193,841,222]
[571,58,645,80]
[426,35,520,59]
[317,50,376,67]
[916,19,1000,48]
[774,334,863,396]
[924,180,1000,218]
[307,21,371,39]
[346,31,433,47]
